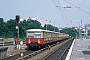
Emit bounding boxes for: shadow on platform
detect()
[82,50,90,55]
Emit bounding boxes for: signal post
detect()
[15,15,20,49]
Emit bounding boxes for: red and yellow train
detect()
[26,29,69,49]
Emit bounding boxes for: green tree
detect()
[0,18,4,37]
[27,19,42,29]
[3,22,8,37]
[6,19,16,38]
[19,18,42,39]
[43,24,54,31]
[60,27,78,37]
[55,27,59,32]
[43,24,59,32]
[19,24,26,39]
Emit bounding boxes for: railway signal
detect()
[15,15,20,49]
[16,15,20,26]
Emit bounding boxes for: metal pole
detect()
[16,27,19,48]
[79,24,81,39]
[18,26,19,44]
[15,15,20,49]
[59,24,60,32]
[81,19,82,39]
[46,20,47,30]
[54,22,55,32]
[85,26,87,39]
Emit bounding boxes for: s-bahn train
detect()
[26,29,69,49]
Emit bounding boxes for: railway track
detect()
[0,38,73,60]
[0,46,49,60]
[0,49,33,60]
[42,38,73,60]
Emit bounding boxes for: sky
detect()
[0,0,90,28]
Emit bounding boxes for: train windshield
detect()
[27,32,41,38]
[35,33,41,38]
[27,32,34,38]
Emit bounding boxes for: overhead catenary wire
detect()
[52,0,57,6]
[57,1,66,22]
[80,0,85,7]
[65,0,90,14]
[58,0,69,25]
[51,0,69,27]
[58,8,68,25]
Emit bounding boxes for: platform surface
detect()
[70,39,90,60]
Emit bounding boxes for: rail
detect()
[42,38,73,60]
[58,39,73,60]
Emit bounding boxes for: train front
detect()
[26,29,44,49]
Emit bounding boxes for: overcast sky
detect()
[0,0,90,28]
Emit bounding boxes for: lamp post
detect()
[46,20,47,30]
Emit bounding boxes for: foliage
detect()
[26,18,42,29]
[43,24,59,32]
[0,18,43,39]
[47,24,54,31]
[55,27,59,32]
[1,19,16,38]
[60,27,78,37]
[1,17,78,39]
[88,30,90,36]
[0,18,4,36]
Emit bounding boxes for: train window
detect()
[28,36,34,38]
[27,32,34,38]
[35,33,41,38]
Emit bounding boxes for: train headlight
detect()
[28,39,31,43]
[38,39,40,44]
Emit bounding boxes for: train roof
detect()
[27,29,58,33]
[27,29,49,32]
[27,29,69,35]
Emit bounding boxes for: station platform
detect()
[65,39,90,60]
